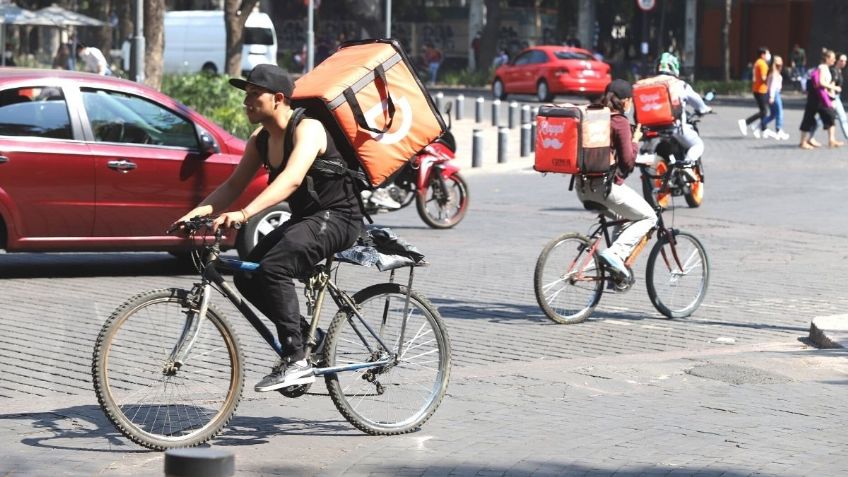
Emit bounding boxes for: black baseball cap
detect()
[228,64,294,97]
[606,79,633,99]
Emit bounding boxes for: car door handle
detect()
[107,160,137,172]
[0,155,8,164]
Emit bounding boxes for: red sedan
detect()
[492,46,611,102]
[0,68,289,259]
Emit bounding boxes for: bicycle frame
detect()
[166,235,418,379]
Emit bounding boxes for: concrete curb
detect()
[809,314,848,348]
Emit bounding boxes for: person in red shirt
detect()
[576,79,657,280]
[738,47,771,138]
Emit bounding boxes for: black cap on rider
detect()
[606,79,633,100]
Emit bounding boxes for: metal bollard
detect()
[531,106,539,122]
[508,101,518,129]
[435,92,444,113]
[497,127,508,164]
[475,96,484,123]
[521,122,531,157]
[165,448,234,477]
[472,129,483,168]
[491,99,501,127]
[530,119,537,152]
[455,94,464,121]
[521,104,531,124]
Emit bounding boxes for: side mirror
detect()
[198,131,220,154]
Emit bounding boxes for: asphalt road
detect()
[1,103,846,476]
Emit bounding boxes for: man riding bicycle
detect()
[175,64,363,392]
[650,52,712,165]
[577,79,657,281]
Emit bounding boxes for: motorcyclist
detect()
[650,52,712,165]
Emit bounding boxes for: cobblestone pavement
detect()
[0,104,846,476]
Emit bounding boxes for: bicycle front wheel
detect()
[415,172,469,229]
[645,232,710,318]
[92,288,244,450]
[534,233,604,324]
[324,283,451,435]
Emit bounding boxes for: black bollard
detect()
[475,96,484,123]
[497,127,508,164]
[455,94,464,121]
[530,119,537,153]
[472,129,483,168]
[521,104,531,125]
[165,448,234,477]
[491,99,501,127]
[508,101,518,129]
[521,122,531,157]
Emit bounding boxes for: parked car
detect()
[491,46,611,102]
[0,68,290,259]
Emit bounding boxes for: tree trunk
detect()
[225,0,260,77]
[478,0,502,72]
[145,0,165,90]
[94,0,113,64]
[722,0,731,82]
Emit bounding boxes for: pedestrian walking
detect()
[762,55,789,140]
[799,49,843,149]
[737,47,771,138]
[423,43,443,86]
[829,53,848,141]
[791,43,808,92]
[75,43,111,75]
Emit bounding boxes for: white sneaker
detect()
[255,359,315,392]
[599,249,630,280]
[751,127,762,139]
[762,129,778,140]
[737,119,748,136]
[777,130,790,140]
[368,188,401,210]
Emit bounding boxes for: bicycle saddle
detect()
[582,200,608,212]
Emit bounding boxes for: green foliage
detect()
[439,68,493,87]
[160,73,253,139]
[692,80,750,96]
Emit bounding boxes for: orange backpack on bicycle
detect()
[632,75,685,127]
[534,104,613,177]
[291,39,446,187]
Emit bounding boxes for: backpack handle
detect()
[343,64,396,135]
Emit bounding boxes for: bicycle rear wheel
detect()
[324,283,451,435]
[533,233,604,324]
[415,172,469,229]
[92,288,244,450]
[684,163,704,208]
[645,232,709,318]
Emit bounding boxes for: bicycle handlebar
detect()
[167,216,241,235]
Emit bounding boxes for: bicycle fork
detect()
[164,283,212,375]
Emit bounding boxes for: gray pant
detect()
[576,180,657,262]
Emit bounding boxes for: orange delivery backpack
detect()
[291,39,447,188]
[534,104,613,180]
[632,75,685,127]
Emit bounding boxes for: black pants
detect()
[745,92,769,127]
[234,209,361,362]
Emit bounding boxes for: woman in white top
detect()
[762,55,789,140]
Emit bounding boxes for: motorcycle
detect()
[637,92,714,209]
[362,103,469,229]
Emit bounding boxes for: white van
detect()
[123,10,277,75]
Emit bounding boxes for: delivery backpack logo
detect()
[637,91,664,111]
[538,119,565,150]
[365,96,413,145]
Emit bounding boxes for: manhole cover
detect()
[685,363,791,385]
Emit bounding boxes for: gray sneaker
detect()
[255,359,315,392]
[599,249,631,280]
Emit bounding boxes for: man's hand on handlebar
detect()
[211,211,245,233]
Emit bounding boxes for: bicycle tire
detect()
[645,231,709,318]
[324,283,451,435]
[533,233,604,324]
[92,288,244,450]
[415,172,469,229]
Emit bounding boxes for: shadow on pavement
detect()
[213,414,356,445]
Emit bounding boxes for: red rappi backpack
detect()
[534,104,613,177]
[633,75,685,127]
[291,39,446,187]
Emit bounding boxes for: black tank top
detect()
[257,118,361,219]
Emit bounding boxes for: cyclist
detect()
[577,79,657,280]
[174,64,363,392]
[652,52,712,165]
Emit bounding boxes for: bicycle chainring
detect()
[611,266,636,292]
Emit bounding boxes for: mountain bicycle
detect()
[533,166,709,324]
[91,217,451,450]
